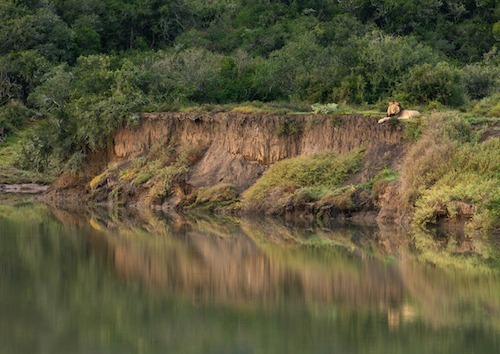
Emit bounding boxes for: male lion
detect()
[378,101,420,123]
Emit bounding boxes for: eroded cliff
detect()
[43,112,408,219]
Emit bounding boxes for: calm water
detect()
[1,198,499,354]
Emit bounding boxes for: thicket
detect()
[0,0,498,170]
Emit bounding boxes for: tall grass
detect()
[243,149,364,207]
[401,112,499,236]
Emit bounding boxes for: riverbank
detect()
[0,109,495,239]
[40,112,407,220]
[36,111,499,239]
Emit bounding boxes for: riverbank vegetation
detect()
[242,149,364,214]
[402,113,499,236]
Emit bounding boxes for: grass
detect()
[103,143,203,205]
[401,112,500,236]
[188,183,239,212]
[177,101,312,115]
[242,149,364,213]
[244,149,363,202]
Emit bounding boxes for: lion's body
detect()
[378,101,420,123]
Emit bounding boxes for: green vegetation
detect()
[243,149,364,213]
[0,0,498,174]
[311,103,339,114]
[401,113,499,236]
[188,183,240,212]
[89,142,203,205]
[0,129,57,184]
[276,118,304,136]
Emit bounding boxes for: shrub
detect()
[401,113,478,203]
[0,100,32,139]
[276,119,303,136]
[18,119,58,172]
[461,63,500,100]
[394,62,466,107]
[311,103,338,114]
[472,94,500,117]
[354,33,442,102]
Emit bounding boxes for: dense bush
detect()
[461,63,500,100]
[0,100,32,140]
[394,62,466,106]
[472,94,500,118]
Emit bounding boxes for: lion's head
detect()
[387,101,402,117]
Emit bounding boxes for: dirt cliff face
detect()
[42,112,408,217]
[111,112,406,189]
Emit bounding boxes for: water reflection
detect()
[1,201,499,353]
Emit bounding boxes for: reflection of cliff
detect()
[85,212,406,310]
[45,206,500,330]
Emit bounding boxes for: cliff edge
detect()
[42,112,408,221]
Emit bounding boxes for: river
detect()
[1,196,499,354]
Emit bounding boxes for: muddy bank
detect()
[41,112,409,222]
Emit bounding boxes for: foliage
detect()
[0,100,32,139]
[402,120,423,142]
[243,149,364,203]
[276,119,304,136]
[394,62,466,107]
[461,63,500,100]
[0,128,56,183]
[401,113,499,236]
[471,94,500,117]
[311,103,338,114]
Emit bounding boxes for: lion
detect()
[378,101,420,123]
